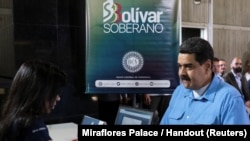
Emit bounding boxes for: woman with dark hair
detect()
[0,59,67,141]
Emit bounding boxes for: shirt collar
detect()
[183,75,220,101]
[192,82,210,98]
[231,69,242,78]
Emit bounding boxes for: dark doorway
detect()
[182,27,201,42]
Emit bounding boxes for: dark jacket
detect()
[223,71,250,101]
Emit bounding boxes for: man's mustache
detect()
[180,75,190,81]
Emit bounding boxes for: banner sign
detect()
[85,0,180,94]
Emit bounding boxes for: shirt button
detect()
[187,116,189,119]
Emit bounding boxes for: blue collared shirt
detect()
[160,76,250,125]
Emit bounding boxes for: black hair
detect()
[0,59,67,140]
[179,37,214,67]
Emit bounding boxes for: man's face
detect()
[178,53,212,90]
[213,61,220,74]
[231,58,242,73]
[219,60,226,74]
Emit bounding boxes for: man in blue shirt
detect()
[160,37,250,125]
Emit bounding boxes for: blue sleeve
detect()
[221,95,250,124]
[160,85,181,125]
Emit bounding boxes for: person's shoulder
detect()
[219,81,242,96]
[25,118,51,140]
[32,117,46,126]
[222,71,234,81]
[173,84,183,91]
[25,118,47,133]
[172,84,189,95]
[222,71,232,77]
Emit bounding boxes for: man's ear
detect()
[206,60,212,70]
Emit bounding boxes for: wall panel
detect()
[182,0,250,71]
[182,0,208,23]
[0,0,15,78]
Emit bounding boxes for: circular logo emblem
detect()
[122,51,144,73]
